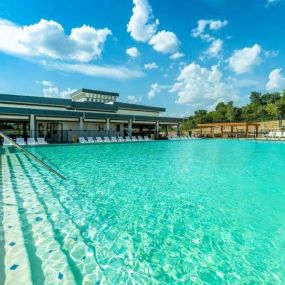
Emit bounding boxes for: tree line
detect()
[182,90,285,130]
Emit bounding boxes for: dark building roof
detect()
[70,88,119,97]
[0,106,183,123]
[0,93,165,112]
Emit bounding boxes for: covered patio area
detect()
[197,122,260,138]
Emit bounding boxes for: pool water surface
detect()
[1,140,285,284]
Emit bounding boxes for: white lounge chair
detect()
[79,137,87,143]
[104,137,111,143]
[37,138,47,145]
[276,131,282,139]
[118,136,124,142]
[27,138,37,145]
[137,136,144,141]
[131,136,138,141]
[125,136,132,142]
[111,137,117,142]
[87,137,95,143]
[144,136,150,141]
[3,138,13,146]
[16,138,26,145]
[96,137,103,143]
[282,132,285,138]
[266,131,275,139]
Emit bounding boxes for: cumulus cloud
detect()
[144,62,158,69]
[170,52,185,60]
[37,81,76,98]
[148,83,161,99]
[42,61,144,80]
[126,47,140,58]
[170,62,238,108]
[192,19,227,58]
[127,95,142,103]
[228,44,262,74]
[266,69,285,91]
[149,30,179,54]
[127,0,181,56]
[127,0,158,42]
[192,19,228,39]
[207,39,223,57]
[0,18,111,62]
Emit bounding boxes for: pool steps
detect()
[1,151,162,285]
[1,154,105,284]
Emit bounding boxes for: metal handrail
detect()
[0,130,66,180]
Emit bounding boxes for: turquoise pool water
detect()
[1,140,285,284]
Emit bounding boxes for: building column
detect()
[106,118,110,136]
[30,114,35,138]
[165,125,168,137]
[79,117,84,136]
[177,122,181,136]
[155,121,159,139]
[128,120,132,137]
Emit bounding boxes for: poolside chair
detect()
[125,136,132,142]
[37,137,47,145]
[137,136,144,141]
[104,137,111,143]
[95,137,103,143]
[144,136,150,141]
[79,137,87,143]
[266,131,275,139]
[118,136,124,142]
[276,131,282,139]
[111,137,117,142]
[16,138,26,146]
[3,138,13,146]
[131,136,138,141]
[87,137,95,143]
[282,132,285,138]
[27,138,37,145]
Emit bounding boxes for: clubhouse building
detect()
[0,88,183,143]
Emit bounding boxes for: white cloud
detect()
[192,19,228,39]
[148,83,161,99]
[127,0,158,42]
[207,39,223,57]
[170,52,185,60]
[126,47,139,58]
[127,95,142,103]
[192,19,227,58]
[35,80,54,87]
[170,62,238,108]
[144,62,158,69]
[149,30,179,54]
[264,49,279,58]
[266,69,285,91]
[127,0,181,56]
[228,44,262,74]
[266,0,282,7]
[0,18,111,62]
[42,61,144,80]
[37,81,76,98]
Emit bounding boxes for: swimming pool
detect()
[1,140,285,284]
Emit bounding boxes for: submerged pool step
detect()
[11,154,105,285]
[3,155,77,285]
[1,157,32,285]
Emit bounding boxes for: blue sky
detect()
[0,0,285,116]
